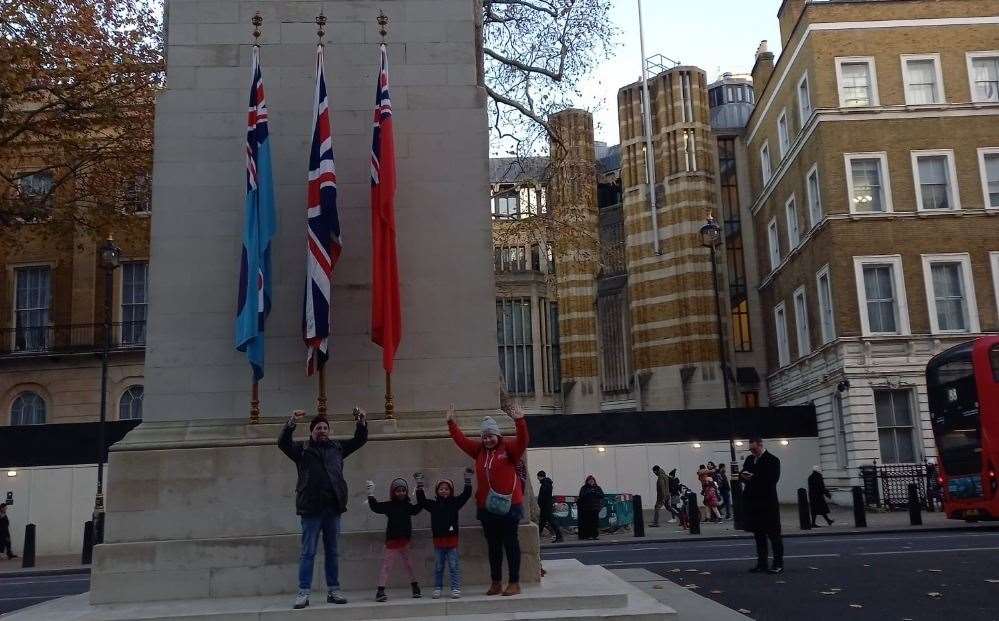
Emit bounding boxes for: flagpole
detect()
[375,10,397,421]
[314,10,329,420]
[248,11,264,425]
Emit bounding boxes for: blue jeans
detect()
[434,547,461,590]
[298,510,340,592]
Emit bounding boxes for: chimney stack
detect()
[751,40,775,101]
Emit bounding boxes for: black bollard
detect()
[632,495,646,538]
[797,488,812,530]
[732,478,745,531]
[22,523,36,569]
[687,492,701,535]
[908,483,922,526]
[852,486,867,527]
[81,520,95,565]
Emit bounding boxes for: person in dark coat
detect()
[740,437,784,574]
[576,475,605,540]
[0,503,16,559]
[417,469,473,599]
[808,466,834,527]
[536,471,563,543]
[279,408,368,609]
[650,466,675,526]
[716,464,732,520]
[368,478,424,602]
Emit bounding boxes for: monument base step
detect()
[4,560,677,621]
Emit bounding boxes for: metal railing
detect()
[1,322,146,357]
[858,461,941,511]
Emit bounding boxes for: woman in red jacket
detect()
[446,402,529,597]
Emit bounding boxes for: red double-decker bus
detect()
[926,335,999,520]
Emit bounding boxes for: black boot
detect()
[376,587,387,602]
[412,582,422,599]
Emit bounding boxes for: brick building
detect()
[745,0,999,490]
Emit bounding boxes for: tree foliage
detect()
[0,0,163,244]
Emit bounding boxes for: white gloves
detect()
[365,480,375,496]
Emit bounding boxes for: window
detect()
[731,299,752,353]
[496,298,534,395]
[793,286,811,358]
[845,153,892,213]
[774,302,790,367]
[777,109,791,158]
[836,57,878,107]
[121,261,149,346]
[10,392,46,425]
[785,195,800,248]
[16,171,54,204]
[681,72,694,122]
[854,255,910,336]
[875,389,918,464]
[901,55,944,105]
[978,147,999,209]
[816,265,836,344]
[797,73,812,126]
[492,192,519,218]
[14,266,51,352]
[540,299,561,394]
[967,52,999,103]
[831,392,848,468]
[597,292,630,393]
[806,164,823,228]
[119,385,144,420]
[767,217,781,271]
[911,150,959,211]
[921,254,979,334]
[760,142,772,184]
[494,246,528,273]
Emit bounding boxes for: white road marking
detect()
[856,546,999,556]
[602,553,840,566]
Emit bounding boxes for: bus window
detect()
[991,344,999,381]
[928,358,982,478]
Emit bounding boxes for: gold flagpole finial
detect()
[316,11,327,42]
[251,11,263,43]
[377,10,389,40]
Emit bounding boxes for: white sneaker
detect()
[432,589,442,599]
[451,589,461,599]
[293,591,309,609]
[667,518,677,524]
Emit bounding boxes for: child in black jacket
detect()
[367,478,423,602]
[416,468,473,599]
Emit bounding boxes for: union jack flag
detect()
[303,45,342,376]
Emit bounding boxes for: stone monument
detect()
[9,0,678,618]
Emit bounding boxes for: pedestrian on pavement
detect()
[667,469,682,518]
[0,503,17,560]
[703,477,722,522]
[447,402,529,597]
[808,466,834,527]
[536,471,564,543]
[368,477,424,602]
[650,465,675,526]
[716,464,732,520]
[577,475,605,540]
[416,470,473,599]
[278,408,369,609]
[740,436,784,574]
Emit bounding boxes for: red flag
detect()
[370,44,401,372]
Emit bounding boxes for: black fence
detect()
[0,322,146,356]
[859,462,941,511]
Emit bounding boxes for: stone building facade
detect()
[746,0,999,490]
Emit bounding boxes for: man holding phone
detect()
[279,407,368,609]
[740,436,783,574]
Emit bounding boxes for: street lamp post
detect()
[699,216,742,529]
[94,236,121,544]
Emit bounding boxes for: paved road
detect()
[0,571,90,615]
[543,529,999,621]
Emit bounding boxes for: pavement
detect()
[542,529,999,621]
[544,504,993,548]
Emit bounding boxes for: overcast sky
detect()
[580,0,783,145]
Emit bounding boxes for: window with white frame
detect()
[777,110,791,158]
[967,52,999,103]
[912,150,959,211]
[760,142,772,184]
[797,73,812,126]
[119,385,144,420]
[831,392,848,469]
[121,261,149,346]
[979,147,999,209]
[845,153,891,213]
[816,265,836,344]
[14,266,51,352]
[901,54,944,105]
[806,165,823,227]
[854,255,910,336]
[875,389,918,464]
[785,195,800,248]
[836,57,878,107]
[496,298,534,395]
[774,302,790,367]
[792,286,811,358]
[10,391,46,425]
[921,253,979,334]
[767,217,781,271]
